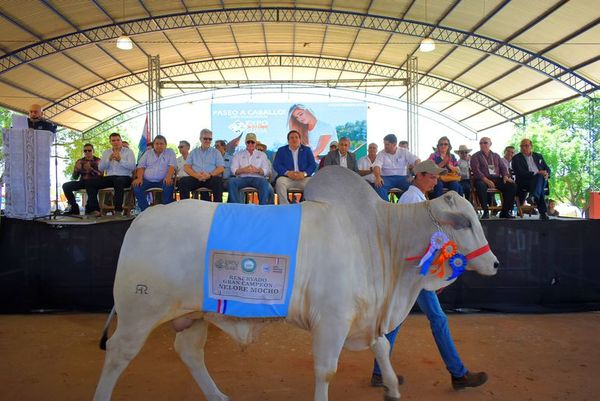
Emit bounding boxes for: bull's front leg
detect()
[311,319,351,401]
[371,336,400,401]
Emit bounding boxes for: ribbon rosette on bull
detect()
[447,254,468,281]
[409,231,468,280]
[414,231,447,276]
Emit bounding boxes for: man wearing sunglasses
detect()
[179,128,224,202]
[470,137,517,219]
[176,140,191,179]
[62,143,101,215]
[227,133,273,204]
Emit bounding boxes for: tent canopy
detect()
[0,0,598,132]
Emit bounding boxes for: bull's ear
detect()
[437,211,472,230]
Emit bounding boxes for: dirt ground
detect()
[1,313,599,401]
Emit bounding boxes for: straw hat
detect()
[454,144,472,154]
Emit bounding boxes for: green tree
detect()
[336,120,367,150]
[512,97,599,209]
[0,107,13,170]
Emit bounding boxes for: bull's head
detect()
[427,192,499,280]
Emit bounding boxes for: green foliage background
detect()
[510,97,599,209]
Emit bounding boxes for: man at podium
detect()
[28,104,57,133]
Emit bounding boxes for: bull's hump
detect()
[304,166,382,206]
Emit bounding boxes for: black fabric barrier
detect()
[1,216,599,313]
[0,217,130,312]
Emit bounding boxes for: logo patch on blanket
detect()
[203,203,302,318]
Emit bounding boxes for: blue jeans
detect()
[430,180,463,199]
[375,176,410,201]
[133,179,174,211]
[227,176,274,204]
[373,290,467,378]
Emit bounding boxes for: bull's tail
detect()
[99,306,117,351]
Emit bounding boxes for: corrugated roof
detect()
[0,0,597,132]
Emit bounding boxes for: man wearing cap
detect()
[179,128,224,202]
[372,134,420,201]
[273,130,317,204]
[319,141,339,168]
[470,137,516,219]
[512,138,551,220]
[454,145,472,201]
[369,159,488,391]
[227,133,273,204]
[27,103,57,132]
[321,137,358,173]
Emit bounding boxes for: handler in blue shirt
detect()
[370,160,488,391]
[272,130,317,204]
[179,128,225,202]
[132,135,177,211]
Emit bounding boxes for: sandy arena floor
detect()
[1,313,598,401]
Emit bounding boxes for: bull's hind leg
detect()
[93,317,157,401]
[371,336,400,401]
[174,319,230,401]
[311,320,351,401]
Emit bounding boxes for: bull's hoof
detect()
[384,395,400,401]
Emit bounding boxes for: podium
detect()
[2,128,53,219]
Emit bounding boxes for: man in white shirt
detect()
[86,132,136,216]
[176,140,190,179]
[370,160,488,391]
[358,142,378,185]
[227,133,273,204]
[372,134,420,201]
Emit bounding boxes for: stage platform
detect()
[1,215,599,313]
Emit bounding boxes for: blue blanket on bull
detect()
[203,203,302,318]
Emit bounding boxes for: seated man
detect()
[319,141,339,168]
[214,139,233,189]
[372,134,420,201]
[132,135,176,211]
[179,129,224,202]
[62,143,102,215]
[87,132,136,216]
[321,137,358,173]
[27,103,57,133]
[272,130,317,204]
[358,142,378,186]
[470,137,516,219]
[454,145,472,201]
[512,138,551,220]
[227,133,273,204]
[175,140,190,180]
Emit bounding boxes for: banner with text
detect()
[211,102,367,157]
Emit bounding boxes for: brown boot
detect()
[370,373,404,388]
[451,371,488,390]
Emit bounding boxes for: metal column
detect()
[148,55,161,140]
[406,55,418,153]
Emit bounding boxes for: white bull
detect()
[93,166,498,401]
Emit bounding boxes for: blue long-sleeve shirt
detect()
[99,147,136,176]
